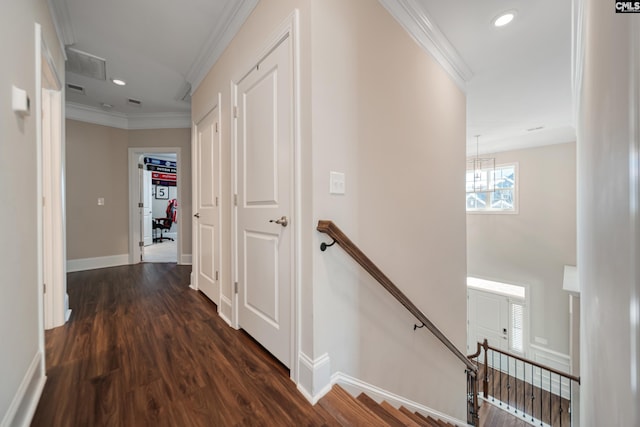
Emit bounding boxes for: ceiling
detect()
[416,0,574,154]
[52,0,574,152]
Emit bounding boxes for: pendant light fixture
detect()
[466,135,495,193]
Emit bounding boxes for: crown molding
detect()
[66,103,191,130]
[128,112,191,129]
[378,0,473,92]
[186,0,259,93]
[48,0,76,59]
[66,102,129,129]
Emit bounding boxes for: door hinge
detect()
[215,196,219,207]
[215,271,219,281]
[215,122,219,133]
[138,202,144,208]
[234,194,238,206]
[234,282,238,294]
[139,241,144,247]
[138,163,144,169]
[233,106,238,119]
[43,283,46,294]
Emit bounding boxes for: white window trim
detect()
[466,162,519,215]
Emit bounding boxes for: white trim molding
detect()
[186,0,259,92]
[180,254,193,265]
[378,0,473,92]
[332,372,468,427]
[297,353,332,404]
[0,352,46,427]
[65,103,191,130]
[66,254,130,273]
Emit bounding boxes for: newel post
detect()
[482,339,489,398]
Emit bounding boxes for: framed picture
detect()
[156,185,169,200]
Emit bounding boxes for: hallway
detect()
[32,264,334,426]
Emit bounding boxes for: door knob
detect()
[269,216,288,227]
[194,213,200,218]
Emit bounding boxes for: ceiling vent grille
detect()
[66,83,86,95]
[127,98,143,107]
[66,47,107,80]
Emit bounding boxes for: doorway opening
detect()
[128,148,182,264]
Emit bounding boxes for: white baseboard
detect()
[66,254,129,272]
[1,352,46,427]
[332,372,469,427]
[297,352,332,404]
[218,296,233,327]
[180,254,193,265]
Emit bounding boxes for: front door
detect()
[236,36,292,367]
[194,107,220,304]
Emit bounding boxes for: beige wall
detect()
[66,120,192,260]
[467,142,576,355]
[311,0,467,418]
[0,0,64,422]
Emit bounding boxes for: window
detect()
[510,302,524,353]
[466,164,517,212]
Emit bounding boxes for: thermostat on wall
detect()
[12,85,30,116]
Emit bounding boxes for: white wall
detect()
[575,0,640,425]
[0,0,64,424]
[467,142,576,356]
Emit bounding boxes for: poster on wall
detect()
[145,157,177,187]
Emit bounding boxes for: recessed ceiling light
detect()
[493,11,516,27]
[111,78,126,86]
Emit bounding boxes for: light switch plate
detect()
[97,197,105,206]
[329,171,345,195]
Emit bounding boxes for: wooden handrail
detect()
[469,339,581,384]
[317,220,477,375]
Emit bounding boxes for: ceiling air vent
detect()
[527,126,544,132]
[66,83,86,95]
[65,47,107,81]
[127,98,142,107]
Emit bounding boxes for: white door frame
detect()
[128,147,182,264]
[37,25,69,336]
[231,11,301,382]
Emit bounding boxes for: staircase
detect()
[318,385,460,427]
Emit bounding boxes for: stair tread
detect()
[380,401,422,427]
[399,406,430,426]
[356,393,407,427]
[426,415,450,427]
[318,385,388,426]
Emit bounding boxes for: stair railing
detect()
[468,339,580,427]
[317,220,479,426]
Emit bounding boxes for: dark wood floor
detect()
[32,263,339,426]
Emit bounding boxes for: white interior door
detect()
[236,37,292,368]
[194,107,220,304]
[143,169,153,246]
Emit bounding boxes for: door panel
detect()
[237,37,291,367]
[195,107,220,304]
